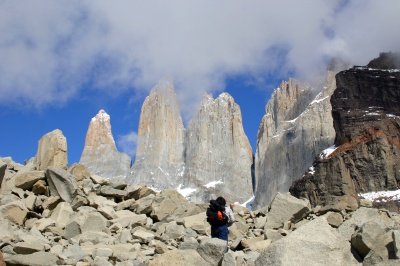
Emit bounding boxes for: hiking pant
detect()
[211,224,228,241]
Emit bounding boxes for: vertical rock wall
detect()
[127,84,253,203]
[185,93,253,203]
[254,74,336,208]
[128,82,186,189]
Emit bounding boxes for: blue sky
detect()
[0,1,399,164]
[0,74,276,164]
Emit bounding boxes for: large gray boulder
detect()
[0,201,27,225]
[241,237,272,252]
[133,194,155,215]
[351,221,393,260]
[125,185,156,200]
[111,211,147,228]
[255,72,337,208]
[50,202,73,228]
[197,237,228,265]
[35,129,68,170]
[338,207,395,241]
[0,218,15,243]
[255,217,359,266]
[149,249,209,266]
[81,212,108,233]
[183,212,208,235]
[14,171,45,190]
[68,163,91,182]
[45,167,78,203]
[150,189,202,222]
[80,109,131,179]
[262,192,311,229]
[5,251,58,266]
[160,221,185,240]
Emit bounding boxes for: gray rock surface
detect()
[5,251,58,266]
[150,189,202,222]
[46,167,78,203]
[0,161,6,188]
[14,171,45,190]
[185,93,253,203]
[255,217,359,266]
[50,202,73,228]
[197,237,228,265]
[325,212,344,228]
[351,221,393,259]
[129,82,186,190]
[2,151,400,265]
[394,230,400,259]
[149,249,209,266]
[35,129,67,170]
[0,201,27,225]
[255,72,336,208]
[80,109,131,179]
[262,192,311,229]
[68,163,91,182]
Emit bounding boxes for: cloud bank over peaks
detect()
[0,0,399,111]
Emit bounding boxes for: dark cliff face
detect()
[332,67,400,145]
[290,54,400,210]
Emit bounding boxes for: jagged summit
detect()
[217,92,234,102]
[199,92,235,109]
[80,109,131,179]
[144,80,179,107]
[91,109,111,123]
[367,52,400,69]
[85,109,115,149]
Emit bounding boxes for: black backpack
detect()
[206,200,228,226]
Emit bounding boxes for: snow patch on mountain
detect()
[359,189,400,202]
[320,145,337,159]
[204,180,223,189]
[176,184,196,198]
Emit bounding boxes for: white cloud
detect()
[117,131,138,159]
[0,0,399,111]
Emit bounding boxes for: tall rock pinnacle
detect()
[128,82,185,189]
[185,93,253,203]
[80,109,131,179]
[254,73,336,208]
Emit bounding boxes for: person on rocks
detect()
[206,196,235,241]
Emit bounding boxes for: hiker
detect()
[206,196,235,241]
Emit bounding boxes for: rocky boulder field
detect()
[1,156,400,266]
